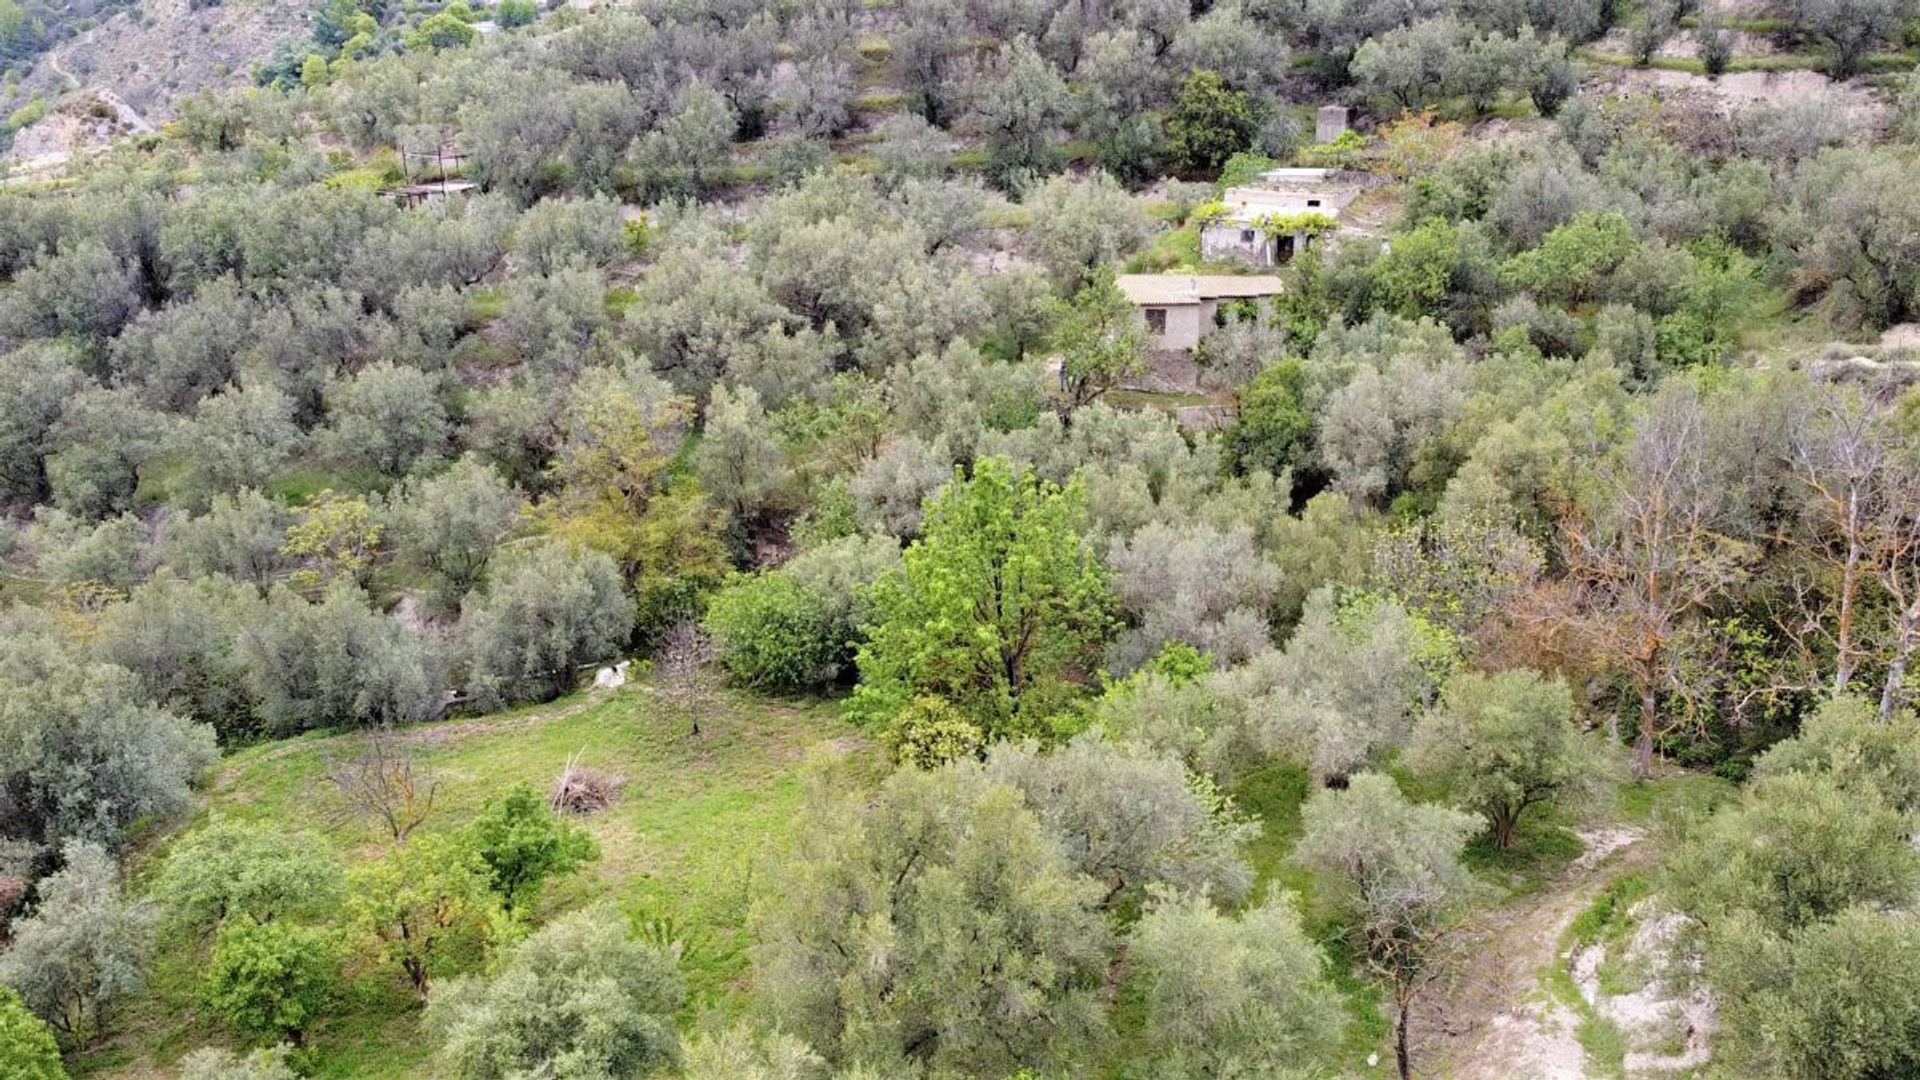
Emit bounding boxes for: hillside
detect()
[81,686,880,1078]
[3,0,1920,1076]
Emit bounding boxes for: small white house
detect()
[1118,274,1287,352]
[1198,167,1370,268]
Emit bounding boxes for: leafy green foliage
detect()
[152,822,346,940]
[1165,70,1256,177]
[346,835,496,999]
[0,987,65,1080]
[464,783,598,915]
[849,457,1112,740]
[703,572,844,691]
[203,918,339,1042]
[1222,357,1312,479]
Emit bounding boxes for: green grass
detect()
[1615,772,1733,827]
[1569,872,1652,949]
[84,687,879,1079]
[1122,223,1202,273]
[1463,812,1585,901]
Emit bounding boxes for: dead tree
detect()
[1566,386,1749,778]
[328,729,439,844]
[656,620,719,736]
[1786,384,1887,696]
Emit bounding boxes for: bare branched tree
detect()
[1781,382,1920,716]
[328,729,439,844]
[656,620,719,737]
[1566,385,1752,778]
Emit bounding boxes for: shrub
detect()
[704,573,843,691]
[886,695,986,767]
[203,919,338,1042]
[0,987,65,1080]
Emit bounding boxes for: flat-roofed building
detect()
[1117,273,1286,351]
[1199,167,1372,268]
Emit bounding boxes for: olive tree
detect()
[428,906,683,1079]
[91,573,260,743]
[1127,891,1345,1079]
[1407,669,1604,848]
[44,388,165,521]
[1707,904,1920,1080]
[461,540,635,709]
[240,581,441,735]
[1107,521,1280,673]
[168,383,304,510]
[965,36,1070,190]
[160,489,293,587]
[1235,588,1456,784]
[319,361,450,479]
[387,458,525,600]
[1022,171,1152,293]
[985,736,1256,908]
[693,383,789,528]
[753,765,1111,1075]
[1297,773,1480,1080]
[0,661,216,852]
[0,342,89,505]
[0,842,158,1045]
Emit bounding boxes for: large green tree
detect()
[848,457,1112,739]
[1166,70,1257,176]
[428,906,683,1079]
[753,765,1111,1075]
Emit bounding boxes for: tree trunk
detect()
[1882,600,1920,719]
[1396,1001,1412,1080]
[1492,805,1517,849]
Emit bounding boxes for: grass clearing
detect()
[84,686,880,1079]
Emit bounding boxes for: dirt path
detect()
[1414,827,1653,1080]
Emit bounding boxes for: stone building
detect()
[1197,167,1370,268]
[1117,274,1286,351]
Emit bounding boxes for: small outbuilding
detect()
[1198,167,1372,268]
[1118,274,1286,352]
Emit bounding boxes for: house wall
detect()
[1200,223,1275,268]
[1141,302,1208,350]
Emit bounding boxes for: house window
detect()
[1307,198,1321,208]
[1144,308,1167,334]
[1240,229,1257,243]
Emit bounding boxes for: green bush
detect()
[887,695,985,767]
[703,572,844,691]
[203,919,338,1042]
[0,987,65,1080]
